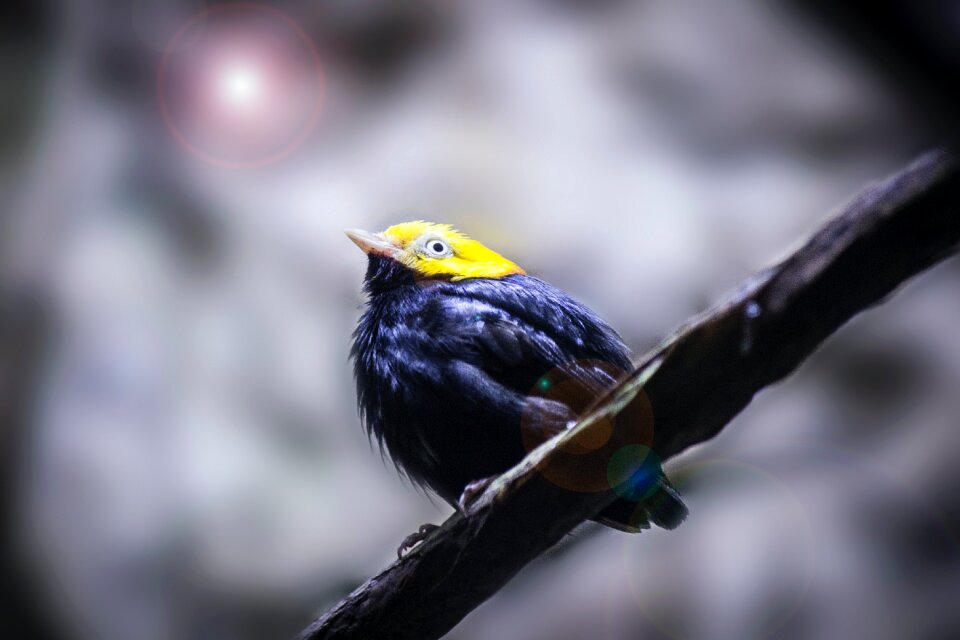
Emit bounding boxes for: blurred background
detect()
[2,1,959,639]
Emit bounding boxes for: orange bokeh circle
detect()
[520,359,655,493]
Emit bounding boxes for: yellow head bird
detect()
[347,221,687,556]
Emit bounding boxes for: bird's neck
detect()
[363,256,416,295]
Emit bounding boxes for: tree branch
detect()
[296,149,960,640]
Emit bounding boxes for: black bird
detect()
[347,221,687,553]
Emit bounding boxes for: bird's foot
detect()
[397,523,440,558]
[458,475,497,512]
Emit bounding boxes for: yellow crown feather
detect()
[380,221,525,281]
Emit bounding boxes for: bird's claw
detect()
[397,523,439,558]
[458,476,496,512]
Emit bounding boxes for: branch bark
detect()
[296,149,960,640]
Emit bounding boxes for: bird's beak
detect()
[344,229,401,258]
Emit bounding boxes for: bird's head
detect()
[345,221,525,282]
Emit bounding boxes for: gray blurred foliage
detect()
[1,1,958,640]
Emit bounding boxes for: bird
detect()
[347,221,687,555]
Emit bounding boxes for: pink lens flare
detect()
[157,3,324,169]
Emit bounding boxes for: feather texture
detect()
[351,255,687,531]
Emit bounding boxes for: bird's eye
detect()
[423,238,452,257]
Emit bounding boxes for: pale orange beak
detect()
[344,228,401,258]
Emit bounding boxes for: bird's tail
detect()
[595,475,688,532]
[644,477,688,530]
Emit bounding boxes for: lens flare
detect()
[520,360,654,493]
[607,444,662,502]
[157,3,323,168]
[219,63,262,108]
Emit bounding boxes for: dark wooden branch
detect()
[297,149,960,640]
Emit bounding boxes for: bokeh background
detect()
[2,1,959,639]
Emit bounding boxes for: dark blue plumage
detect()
[351,255,687,531]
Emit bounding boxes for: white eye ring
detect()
[422,237,453,258]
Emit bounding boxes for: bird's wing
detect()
[421,283,686,532]
[427,294,628,439]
